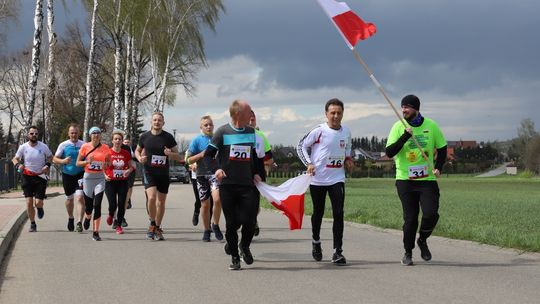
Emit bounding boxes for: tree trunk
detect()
[25,0,44,130]
[84,0,98,140]
[112,0,123,129]
[45,0,56,144]
[123,34,133,134]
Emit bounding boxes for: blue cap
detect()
[88,126,101,134]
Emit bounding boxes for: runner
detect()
[135,112,181,241]
[204,100,265,270]
[105,130,135,234]
[186,115,223,242]
[53,123,85,232]
[297,98,353,265]
[248,110,274,237]
[187,161,201,226]
[385,94,447,266]
[12,126,53,232]
[76,126,111,241]
[121,136,136,228]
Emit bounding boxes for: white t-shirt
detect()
[15,141,53,174]
[297,123,352,186]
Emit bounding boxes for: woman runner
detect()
[76,126,111,241]
[105,130,135,234]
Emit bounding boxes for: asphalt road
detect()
[1,183,539,303]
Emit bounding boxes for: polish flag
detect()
[317,0,377,49]
[256,174,312,230]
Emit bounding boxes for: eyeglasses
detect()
[28,132,38,135]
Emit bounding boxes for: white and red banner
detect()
[317,0,377,49]
[256,174,312,230]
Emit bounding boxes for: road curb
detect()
[0,206,27,267]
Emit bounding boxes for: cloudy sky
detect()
[7,0,540,146]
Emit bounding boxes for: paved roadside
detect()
[0,186,63,267]
[1,183,539,303]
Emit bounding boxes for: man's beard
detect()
[29,138,38,143]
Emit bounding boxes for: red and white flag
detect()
[256,174,312,230]
[317,0,377,49]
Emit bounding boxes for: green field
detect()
[263,176,540,252]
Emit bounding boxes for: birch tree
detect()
[147,0,224,112]
[83,0,98,140]
[25,0,44,130]
[44,0,57,143]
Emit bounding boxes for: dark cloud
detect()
[205,0,540,95]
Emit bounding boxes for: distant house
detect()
[506,163,517,175]
[353,148,394,170]
[279,146,297,158]
[446,140,478,160]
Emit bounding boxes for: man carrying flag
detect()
[297,98,353,265]
[385,95,447,266]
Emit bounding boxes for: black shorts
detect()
[21,174,47,199]
[143,171,170,194]
[127,170,136,187]
[196,175,218,201]
[62,172,84,197]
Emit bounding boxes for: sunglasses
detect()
[28,132,38,135]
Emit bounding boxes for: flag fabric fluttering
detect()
[317,0,377,49]
[255,174,312,230]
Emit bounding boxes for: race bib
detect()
[88,161,103,171]
[113,169,125,179]
[229,145,251,161]
[151,155,167,167]
[326,156,345,168]
[408,164,429,179]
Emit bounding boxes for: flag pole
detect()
[351,48,432,168]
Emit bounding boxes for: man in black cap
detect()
[385,94,448,266]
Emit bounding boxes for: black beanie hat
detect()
[401,95,420,111]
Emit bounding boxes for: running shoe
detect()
[115,226,124,234]
[224,242,231,255]
[211,223,223,241]
[112,219,118,230]
[202,230,211,242]
[29,222,37,232]
[253,221,260,237]
[417,239,432,261]
[331,250,347,265]
[37,207,44,219]
[106,215,113,226]
[146,225,156,240]
[92,232,101,241]
[83,218,91,230]
[240,247,254,265]
[312,242,323,261]
[154,227,165,241]
[121,218,128,227]
[192,210,199,226]
[67,218,75,232]
[401,252,414,266]
[76,222,83,233]
[229,256,241,270]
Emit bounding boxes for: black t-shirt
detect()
[209,124,264,186]
[138,130,177,176]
